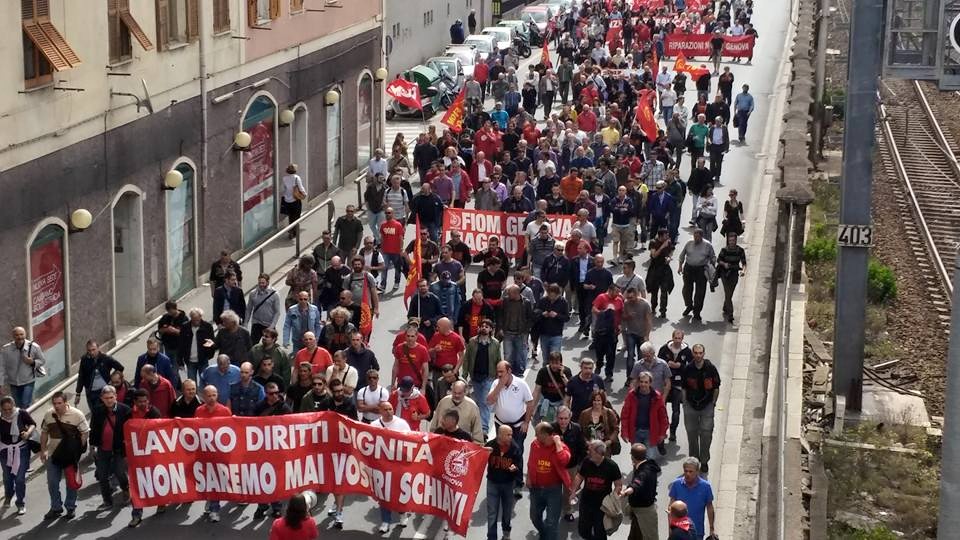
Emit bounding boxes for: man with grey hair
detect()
[204,309,252,366]
[429,380,483,443]
[569,438,624,539]
[199,354,240,405]
[498,285,535,374]
[669,456,716,539]
[629,342,672,396]
[678,228,716,322]
[178,307,215,382]
[89,385,131,513]
[1,326,46,406]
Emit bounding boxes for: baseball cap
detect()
[399,376,415,390]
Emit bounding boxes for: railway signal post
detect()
[940,247,960,540]
[832,0,885,410]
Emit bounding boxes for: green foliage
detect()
[825,87,846,119]
[804,235,838,263]
[867,260,897,304]
[848,526,899,540]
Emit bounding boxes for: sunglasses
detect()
[368,376,379,380]
[267,391,279,396]
[313,382,325,387]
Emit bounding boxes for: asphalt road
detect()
[2,3,789,538]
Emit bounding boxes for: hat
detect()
[399,376,415,390]
[440,271,452,280]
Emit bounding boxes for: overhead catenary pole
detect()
[812,0,830,162]
[831,0,884,409]
[938,249,960,539]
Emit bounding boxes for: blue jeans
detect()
[471,377,494,434]
[661,105,674,120]
[502,334,529,374]
[187,362,202,383]
[623,332,645,375]
[634,428,660,460]
[486,481,515,540]
[1,445,29,506]
[369,211,386,244]
[46,461,78,512]
[381,253,406,288]
[539,335,563,358]
[379,504,394,524]
[11,383,35,408]
[529,485,563,540]
[205,500,221,513]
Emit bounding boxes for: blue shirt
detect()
[734,92,754,113]
[668,475,714,537]
[491,109,509,130]
[200,365,241,404]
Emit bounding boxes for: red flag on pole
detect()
[385,78,423,111]
[403,217,423,308]
[440,87,467,133]
[540,39,552,68]
[359,272,374,336]
[651,48,659,80]
[635,89,658,142]
[673,52,710,79]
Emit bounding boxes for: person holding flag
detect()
[440,87,467,134]
[346,256,378,342]
[403,217,424,310]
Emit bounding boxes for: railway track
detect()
[877,79,959,307]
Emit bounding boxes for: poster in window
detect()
[242,96,277,248]
[30,226,67,391]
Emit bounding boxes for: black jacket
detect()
[553,421,587,468]
[706,101,731,125]
[75,354,124,396]
[540,253,570,287]
[213,285,247,324]
[90,403,132,454]
[534,296,571,337]
[687,166,713,196]
[627,459,662,508]
[177,320,217,365]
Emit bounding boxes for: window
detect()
[326,89,342,189]
[28,223,69,394]
[392,23,400,39]
[447,3,450,16]
[156,0,199,50]
[21,0,81,88]
[291,0,304,13]
[423,10,433,27]
[167,161,196,298]
[108,0,154,64]
[357,74,373,170]
[213,0,230,33]
[248,0,279,27]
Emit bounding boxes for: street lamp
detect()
[163,169,184,191]
[374,68,389,82]
[233,131,252,150]
[324,90,340,106]
[279,108,295,126]
[70,208,93,232]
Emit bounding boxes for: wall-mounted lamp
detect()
[69,209,93,232]
[234,131,252,151]
[374,68,389,82]
[163,169,184,191]
[279,109,295,126]
[324,90,340,106]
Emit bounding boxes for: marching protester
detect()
[0,395,35,515]
[1,327,46,407]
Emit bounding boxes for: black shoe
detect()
[254,508,267,519]
[701,463,709,474]
[683,306,693,316]
[659,311,667,318]
[157,505,166,514]
[44,509,63,520]
[658,442,667,454]
[64,509,75,520]
[563,513,576,522]
[669,434,677,442]
[709,284,717,293]
[271,510,283,518]
[128,516,142,528]
[692,314,703,322]
[604,375,614,383]
[97,501,113,511]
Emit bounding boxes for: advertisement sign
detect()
[663,34,755,58]
[441,208,577,257]
[242,96,277,248]
[124,412,490,535]
[30,226,66,389]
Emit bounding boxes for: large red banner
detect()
[441,208,577,257]
[663,34,755,58]
[124,412,490,535]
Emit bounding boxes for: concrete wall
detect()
[245,0,380,61]
[385,0,495,74]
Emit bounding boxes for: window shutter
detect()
[38,21,81,66]
[214,0,230,33]
[22,0,35,21]
[269,0,280,20]
[186,0,199,42]
[247,0,257,28]
[108,0,119,61]
[35,0,50,19]
[118,0,154,51]
[291,0,304,12]
[156,0,169,50]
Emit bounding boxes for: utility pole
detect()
[831,0,885,410]
[811,0,830,162]
[938,250,960,539]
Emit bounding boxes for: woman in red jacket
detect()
[620,371,669,460]
[269,493,317,540]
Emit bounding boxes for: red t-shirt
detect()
[464,302,486,338]
[295,347,333,375]
[101,408,115,449]
[592,293,625,329]
[195,403,232,418]
[428,331,466,369]
[393,332,428,349]
[268,516,318,540]
[379,219,405,255]
[392,342,430,386]
[474,128,502,159]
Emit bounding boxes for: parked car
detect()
[443,45,478,78]
[520,5,553,34]
[464,34,497,61]
[498,19,530,42]
[426,56,465,89]
[482,26,514,53]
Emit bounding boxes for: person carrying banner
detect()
[371,401,412,534]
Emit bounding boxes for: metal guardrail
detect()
[27,197,337,415]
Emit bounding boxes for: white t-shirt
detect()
[282,174,305,203]
[372,416,411,432]
[489,376,533,424]
[358,385,390,421]
[325,364,359,393]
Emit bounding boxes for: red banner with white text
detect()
[663,34,755,58]
[441,208,577,257]
[124,412,490,535]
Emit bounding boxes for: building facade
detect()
[0,0,384,395]
[385,0,492,74]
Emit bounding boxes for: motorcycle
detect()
[513,35,532,58]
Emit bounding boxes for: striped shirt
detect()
[384,187,408,220]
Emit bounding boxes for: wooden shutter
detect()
[118,0,154,50]
[247,0,257,27]
[156,0,169,50]
[213,0,230,33]
[291,0,304,12]
[23,22,69,69]
[35,0,50,19]
[269,0,280,20]
[38,21,81,66]
[186,0,199,42]
[22,0,35,20]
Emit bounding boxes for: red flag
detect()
[636,89,658,142]
[540,39,552,68]
[403,217,422,308]
[440,87,467,133]
[651,48,659,80]
[385,78,422,111]
[605,18,622,51]
[673,52,710,78]
[359,271,373,336]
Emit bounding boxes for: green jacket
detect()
[462,336,502,380]
[250,343,292,387]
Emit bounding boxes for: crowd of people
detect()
[0,1,766,539]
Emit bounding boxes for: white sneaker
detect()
[327,505,338,516]
[400,513,410,527]
[209,512,220,523]
[17,505,26,516]
[379,522,390,534]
